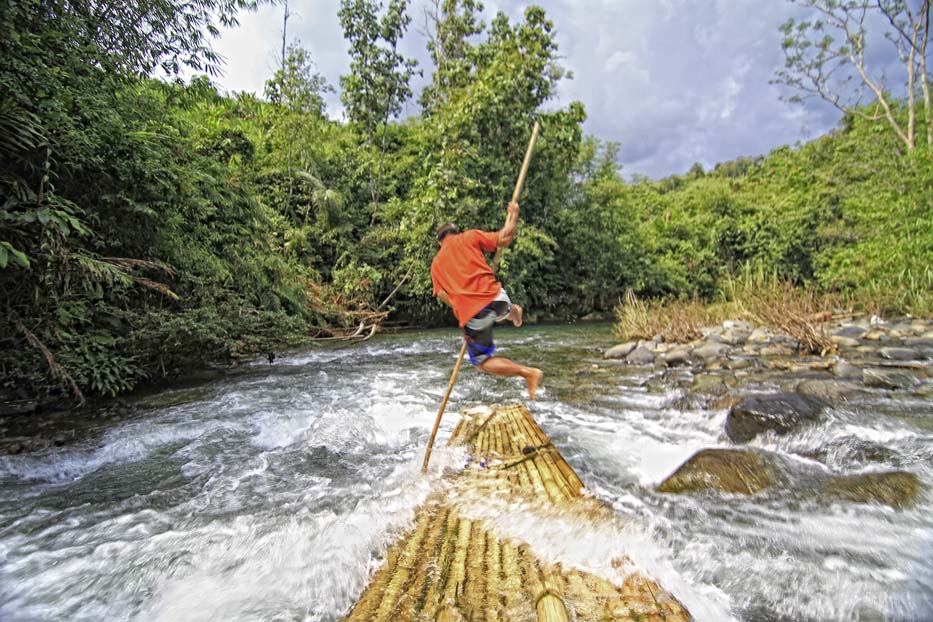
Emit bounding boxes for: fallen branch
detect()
[14,318,85,405]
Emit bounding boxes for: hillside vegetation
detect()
[1,0,930,403]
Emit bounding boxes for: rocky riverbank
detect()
[605,316,932,509]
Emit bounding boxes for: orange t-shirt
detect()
[431,230,502,327]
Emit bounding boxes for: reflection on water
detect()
[0,324,931,621]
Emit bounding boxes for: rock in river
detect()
[862,367,920,390]
[656,448,783,495]
[605,341,637,359]
[796,379,862,402]
[657,448,920,508]
[725,392,826,443]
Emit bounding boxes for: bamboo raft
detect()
[346,404,691,622]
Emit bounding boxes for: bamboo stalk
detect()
[492,121,541,272]
[464,521,486,620]
[373,506,435,620]
[485,530,502,622]
[442,517,473,605]
[423,339,468,473]
[398,505,451,621]
[423,508,461,614]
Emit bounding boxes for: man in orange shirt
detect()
[431,201,544,401]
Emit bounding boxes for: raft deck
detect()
[346,404,690,621]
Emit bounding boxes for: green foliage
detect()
[3,0,930,405]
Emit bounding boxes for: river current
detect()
[1,324,931,621]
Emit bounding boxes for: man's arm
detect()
[497,200,519,248]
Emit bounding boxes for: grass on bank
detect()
[615,265,848,354]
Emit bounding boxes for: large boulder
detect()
[725,392,826,442]
[795,379,863,403]
[625,345,657,365]
[692,341,729,361]
[879,347,919,361]
[818,471,920,509]
[862,367,920,390]
[605,341,637,359]
[662,345,693,366]
[657,448,920,509]
[656,448,784,495]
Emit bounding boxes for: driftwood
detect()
[346,404,690,622]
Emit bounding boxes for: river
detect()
[1,324,931,621]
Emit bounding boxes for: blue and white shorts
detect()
[463,288,512,365]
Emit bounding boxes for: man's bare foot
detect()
[526,367,543,401]
[510,304,523,328]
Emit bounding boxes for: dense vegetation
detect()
[1,0,930,404]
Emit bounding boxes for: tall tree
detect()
[775,0,932,151]
[339,0,419,223]
[419,0,485,113]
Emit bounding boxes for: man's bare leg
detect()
[477,356,543,401]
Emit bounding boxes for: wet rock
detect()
[656,448,783,495]
[720,328,750,346]
[795,379,862,403]
[864,329,888,341]
[862,368,920,390]
[662,346,692,367]
[833,325,866,339]
[723,320,754,331]
[760,344,794,357]
[692,374,726,394]
[748,327,772,343]
[658,448,920,509]
[904,337,933,349]
[725,392,826,443]
[625,346,657,365]
[819,471,920,509]
[724,357,754,370]
[879,347,918,361]
[605,342,637,359]
[692,341,729,361]
[801,436,900,467]
[830,335,860,348]
[831,361,862,380]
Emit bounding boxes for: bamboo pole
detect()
[492,120,541,272]
[422,339,468,473]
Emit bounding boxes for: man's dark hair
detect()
[436,222,460,242]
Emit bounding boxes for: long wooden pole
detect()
[421,120,541,474]
[492,120,540,271]
[421,339,467,473]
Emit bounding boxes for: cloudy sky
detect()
[209,0,847,179]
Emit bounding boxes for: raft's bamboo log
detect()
[372,504,434,620]
[518,406,585,494]
[396,505,451,621]
[499,540,528,619]
[485,530,502,622]
[441,517,473,606]
[536,592,570,622]
[511,414,562,504]
[422,508,462,614]
[464,520,486,621]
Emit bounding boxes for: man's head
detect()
[436,222,460,244]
